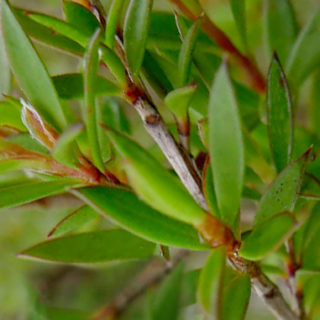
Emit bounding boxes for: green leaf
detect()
[222,274,251,320]
[46,307,90,320]
[178,19,201,86]
[124,0,153,75]
[74,187,208,250]
[197,247,226,318]
[52,124,83,168]
[13,8,84,56]
[53,73,120,100]
[164,84,197,120]
[48,205,99,238]
[19,229,156,263]
[254,149,311,226]
[264,0,297,63]
[105,0,126,48]
[267,54,293,173]
[83,29,104,172]
[230,0,247,51]
[0,100,25,131]
[152,263,184,320]
[0,30,10,97]
[63,1,101,37]
[286,9,320,85]
[239,212,296,260]
[302,202,320,269]
[1,0,67,130]
[0,179,77,210]
[28,12,89,47]
[106,129,206,226]
[209,64,244,232]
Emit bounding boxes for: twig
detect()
[170,0,266,94]
[91,250,189,320]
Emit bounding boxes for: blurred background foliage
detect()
[1,0,320,319]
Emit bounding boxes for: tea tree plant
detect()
[0,0,320,319]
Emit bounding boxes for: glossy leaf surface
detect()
[74,187,208,250]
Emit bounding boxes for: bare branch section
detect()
[92,250,189,320]
[170,0,266,94]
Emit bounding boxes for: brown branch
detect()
[91,250,189,320]
[170,0,266,94]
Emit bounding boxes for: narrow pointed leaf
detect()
[240,212,296,260]
[254,149,311,226]
[178,19,201,86]
[124,0,153,75]
[209,64,244,232]
[164,84,197,119]
[83,29,104,172]
[267,54,293,172]
[13,8,84,55]
[152,263,184,320]
[286,9,320,85]
[230,0,247,51]
[106,129,206,226]
[48,205,99,238]
[1,0,67,130]
[19,229,156,263]
[52,124,83,168]
[105,0,126,48]
[197,247,226,318]
[265,0,297,63]
[74,187,208,250]
[28,13,89,47]
[0,179,77,210]
[222,274,251,320]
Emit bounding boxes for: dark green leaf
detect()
[222,274,251,320]
[1,0,67,130]
[152,263,184,320]
[178,19,201,86]
[267,54,293,172]
[83,29,104,172]
[209,63,244,232]
[19,229,156,263]
[46,307,90,320]
[286,9,320,85]
[105,0,126,48]
[254,149,311,226]
[124,0,152,75]
[74,187,208,250]
[197,247,226,318]
[265,0,297,63]
[53,73,120,100]
[239,212,296,260]
[0,179,77,210]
